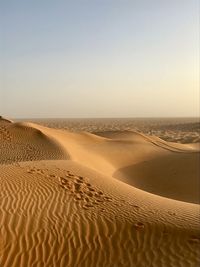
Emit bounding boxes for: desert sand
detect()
[0,117,200,267]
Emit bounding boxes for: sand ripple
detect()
[0,121,199,267]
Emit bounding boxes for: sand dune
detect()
[23,117,200,143]
[0,120,200,267]
[0,116,13,124]
[0,122,69,164]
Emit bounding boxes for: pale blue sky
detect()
[0,0,199,118]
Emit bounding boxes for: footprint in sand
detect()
[162,230,169,237]
[104,196,112,201]
[88,187,95,192]
[168,211,176,216]
[87,192,93,197]
[75,179,83,184]
[59,177,68,185]
[27,168,36,174]
[49,174,57,178]
[74,183,82,192]
[75,194,83,201]
[134,222,145,230]
[188,235,200,245]
[83,203,94,209]
[55,170,113,209]
[132,205,140,209]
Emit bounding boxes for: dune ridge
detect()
[0,122,70,164]
[0,116,13,124]
[0,120,200,267]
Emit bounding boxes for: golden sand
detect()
[0,118,199,267]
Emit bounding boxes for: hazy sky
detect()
[0,0,199,118]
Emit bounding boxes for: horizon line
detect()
[13,116,200,120]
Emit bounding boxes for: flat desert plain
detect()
[0,117,200,267]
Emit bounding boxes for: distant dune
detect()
[0,119,200,267]
[18,117,200,143]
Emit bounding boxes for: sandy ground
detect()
[20,117,200,143]
[0,117,200,267]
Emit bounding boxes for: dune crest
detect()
[0,115,13,124]
[0,122,70,164]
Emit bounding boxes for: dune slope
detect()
[0,121,200,267]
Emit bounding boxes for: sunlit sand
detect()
[0,117,199,267]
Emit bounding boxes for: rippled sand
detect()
[0,117,200,267]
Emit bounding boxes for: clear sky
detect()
[0,0,199,118]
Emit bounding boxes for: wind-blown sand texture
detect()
[22,117,200,144]
[0,117,200,267]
